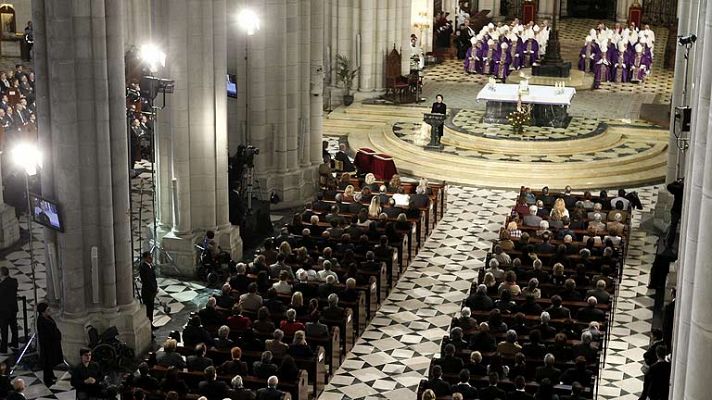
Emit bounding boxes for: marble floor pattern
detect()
[317,183,660,400]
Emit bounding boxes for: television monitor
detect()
[29,193,64,232]
[227,74,237,98]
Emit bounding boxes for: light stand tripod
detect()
[11,172,39,373]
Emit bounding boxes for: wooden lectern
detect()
[424,113,446,150]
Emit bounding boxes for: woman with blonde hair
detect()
[507,220,522,238]
[388,174,402,192]
[368,195,381,218]
[278,241,292,257]
[343,184,355,200]
[364,173,378,191]
[551,197,570,218]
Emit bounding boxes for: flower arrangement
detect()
[507,109,530,133]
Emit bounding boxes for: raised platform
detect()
[323,103,668,190]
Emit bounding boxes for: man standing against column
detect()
[138,252,158,333]
[0,267,19,354]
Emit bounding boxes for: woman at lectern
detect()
[431,94,447,138]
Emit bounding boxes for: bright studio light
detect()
[237,9,260,36]
[12,142,42,176]
[139,43,166,72]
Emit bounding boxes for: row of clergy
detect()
[462,34,540,81]
[580,39,653,88]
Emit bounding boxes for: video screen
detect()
[227,74,237,98]
[30,193,64,232]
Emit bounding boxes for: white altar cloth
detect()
[476,84,577,106]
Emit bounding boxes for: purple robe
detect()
[494,49,512,80]
[522,39,539,67]
[509,38,523,70]
[612,48,628,83]
[593,51,612,89]
[578,42,599,73]
[482,46,497,75]
[629,52,651,83]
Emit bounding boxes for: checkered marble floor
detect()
[316,184,661,400]
[318,186,518,400]
[392,121,657,163]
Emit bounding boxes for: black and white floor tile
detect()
[317,184,661,400]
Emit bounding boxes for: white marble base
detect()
[156,225,242,277]
[262,166,319,210]
[55,301,151,365]
[0,204,19,249]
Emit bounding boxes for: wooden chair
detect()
[384,47,410,104]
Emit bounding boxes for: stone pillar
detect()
[616,0,634,23]
[401,0,413,76]
[670,0,712,397]
[310,0,325,166]
[537,0,554,19]
[153,0,240,275]
[122,0,152,47]
[0,160,19,249]
[666,0,701,182]
[359,0,376,92]
[33,0,150,363]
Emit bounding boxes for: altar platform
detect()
[323,103,668,190]
[476,83,576,128]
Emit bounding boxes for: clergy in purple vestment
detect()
[629,44,651,83]
[522,36,539,68]
[593,45,612,89]
[509,35,523,71]
[482,39,497,75]
[612,42,629,83]
[495,42,512,81]
[578,36,599,73]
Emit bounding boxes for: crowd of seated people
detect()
[121,156,448,400]
[419,186,636,399]
[0,64,36,149]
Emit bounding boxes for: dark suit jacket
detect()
[186,355,214,371]
[231,387,257,400]
[426,378,451,396]
[6,391,26,400]
[535,365,562,384]
[198,379,230,400]
[255,387,284,400]
[576,307,605,322]
[322,305,345,321]
[508,389,535,400]
[0,276,18,317]
[253,361,278,379]
[479,385,507,400]
[640,360,671,400]
[139,261,158,294]
[452,383,478,400]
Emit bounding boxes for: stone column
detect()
[122,0,152,47]
[666,0,701,181]
[615,0,634,23]
[359,0,376,92]
[310,0,325,166]
[0,159,19,249]
[33,0,150,363]
[153,0,241,275]
[670,0,712,397]
[401,0,413,75]
[538,0,554,19]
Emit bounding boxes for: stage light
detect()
[678,34,697,46]
[139,43,166,72]
[237,9,260,36]
[11,142,41,176]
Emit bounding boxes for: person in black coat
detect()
[37,303,64,385]
[479,372,507,400]
[197,366,230,400]
[256,376,284,400]
[452,369,478,400]
[0,361,13,399]
[138,252,158,328]
[70,348,104,399]
[253,351,279,379]
[430,94,447,140]
[425,365,451,396]
[508,375,535,400]
[0,267,19,353]
[639,345,671,400]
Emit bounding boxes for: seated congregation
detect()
[418,186,639,400]
[120,162,448,400]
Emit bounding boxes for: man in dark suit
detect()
[230,376,256,400]
[6,378,26,400]
[452,369,478,400]
[576,296,605,322]
[507,375,534,400]
[70,348,104,399]
[561,382,587,400]
[639,345,671,400]
[256,376,284,400]
[37,303,64,385]
[138,252,158,330]
[479,372,506,400]
[465,284,494,311]
[186,344,214,371]
[0,267,19,353]
[426,365,451,396]
[252,351,279,379]
[321,294,345,321]
[585,280,610,304]
[545,295,571,320]
[535,353,561,384]
[334,144,355,172]
[430,94,447,142]
[197,366,230,400]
